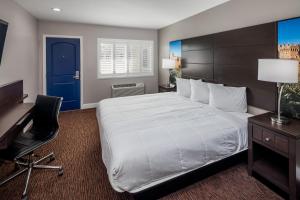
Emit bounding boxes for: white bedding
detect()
[96,92,252,193]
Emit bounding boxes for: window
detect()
[97,38,154,78]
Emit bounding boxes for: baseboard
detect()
[81,103,98,109]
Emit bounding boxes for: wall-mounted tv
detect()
[0,19,8,65]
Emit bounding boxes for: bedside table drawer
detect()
[253,125,263,141]
[262,128,289,155]
[262,129,275,146]
[275,135,289,155]
[252,125,289,156]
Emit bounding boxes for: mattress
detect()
[96,92,252,193]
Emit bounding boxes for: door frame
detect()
[43,34,83,109]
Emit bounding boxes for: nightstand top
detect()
[249,112,300,139]
[159,84,176,89]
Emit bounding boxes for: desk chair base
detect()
[0,152,63,200]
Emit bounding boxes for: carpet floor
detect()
[0,109,283,200]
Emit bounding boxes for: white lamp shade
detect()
[258,59,299,83]
[162,59,176,69]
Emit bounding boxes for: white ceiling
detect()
[14,0,230,29]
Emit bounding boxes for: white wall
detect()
[0,0,38,102]
[38,21,158,105]
[158,0,300,84]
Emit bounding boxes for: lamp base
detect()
[271,116,290,125]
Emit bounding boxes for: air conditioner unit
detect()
[111,83,145,98]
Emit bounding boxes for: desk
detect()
[0,103,34,150]
[0,80,34,150]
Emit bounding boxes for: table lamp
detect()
[258,59,299,124]
[162,59,176,87]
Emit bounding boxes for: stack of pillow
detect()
[176,78,247,113]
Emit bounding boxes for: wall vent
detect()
[111,83,144,97]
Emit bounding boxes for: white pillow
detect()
[208,84,247,113]
[190,79,209,103]
[176,78,192,98]
[190,81,223,104]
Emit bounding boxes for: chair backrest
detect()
[31,95,62,139]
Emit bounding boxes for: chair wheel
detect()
[58,168,64,176]
[21,194,28,200]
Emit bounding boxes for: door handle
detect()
[73,70,80,80]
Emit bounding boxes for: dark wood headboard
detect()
[181,22,277,111]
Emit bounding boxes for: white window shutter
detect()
[128,44,140,73]
[98,39,154,78]
[114,43,127,74]
[141,42,153,73]
[99,42,114,75]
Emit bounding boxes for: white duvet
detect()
[96,92,251,193]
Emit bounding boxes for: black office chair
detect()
[0,95,63,200]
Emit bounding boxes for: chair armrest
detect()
[16,112,33,127]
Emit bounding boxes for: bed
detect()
[96,92,252,193]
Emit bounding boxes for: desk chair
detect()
[0,95,63,200]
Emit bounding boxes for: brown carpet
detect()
[0,109,283,200]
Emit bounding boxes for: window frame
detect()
[97,38,154,79]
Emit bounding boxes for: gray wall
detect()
[38,21,158,105]
[159,0,300,85]
[0,0,38,102]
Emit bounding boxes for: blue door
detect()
[46,38,80,111]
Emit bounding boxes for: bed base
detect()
[132,150,247,200]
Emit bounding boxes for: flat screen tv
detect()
[0,19,8,65]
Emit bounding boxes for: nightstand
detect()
[159,84,176,93]
[248,113,300,200]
